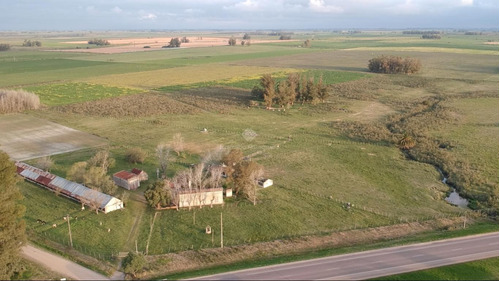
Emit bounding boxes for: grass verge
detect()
[371,257,499,280]
[160,220,498,280]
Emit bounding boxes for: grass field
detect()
[372,257,499,280]
[2,30,497,267]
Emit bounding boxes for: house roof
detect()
[113,170,137,180]
[131,168,145,175]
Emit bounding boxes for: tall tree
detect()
[144,181,172,209]
[228,37,237,46]
[260,74,276,108]
[156,144,171,179]
[233,160,263,205]
[0,151,26,279]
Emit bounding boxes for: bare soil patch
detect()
[0,114,106,161]
[170,87,251,114]
[143,217,465,279]
[59,37,296,54]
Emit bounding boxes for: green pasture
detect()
[5,31,497,261]
[372,257,499,280]
[24,83,142,106]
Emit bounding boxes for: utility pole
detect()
[67,214,73,248]
[220,212,223,249]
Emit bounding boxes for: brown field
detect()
[0,114,107,160]
[59,37,298,54]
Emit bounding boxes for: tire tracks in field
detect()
[123,195,148,253]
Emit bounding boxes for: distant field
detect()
[83,64,298,89]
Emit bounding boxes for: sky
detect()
[1,0,498,31]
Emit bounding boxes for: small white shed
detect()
[258,179,273,188]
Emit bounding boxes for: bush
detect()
[0,89,40,114]
[0,44,10,51]
[368,55,421,74]
[125,147,147,164]
[122,252,146,278]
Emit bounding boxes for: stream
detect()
[437,168,469,208]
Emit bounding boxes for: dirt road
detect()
[21,244,125,280]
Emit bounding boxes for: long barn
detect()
[16,162,123,214]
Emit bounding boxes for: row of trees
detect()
[0,89,40,114]
[88,38,110,46]
[251,73,329,108]
[422,34,441,39]
[368,55,421,74]
[402,30,441,35]
[22,39,42,47]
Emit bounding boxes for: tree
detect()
[228,37,237,46]
[168,37,181,48]
[83,166,117,195]
[67,161,87,183]
[243,33,251,40]
[156,144,170,179]
[35,156,53,172]
[317,76,329,102]
[125,147,147,164]
[233,160,263,205]
[144,181,172,209]
[171,133,184,156]
[302,39,311,48]
[222,149,244,183]
[0,151,26,279]
[260,74,275,108]
[87,150,115,172]
[122,252,146,278]
[180,36,190,43]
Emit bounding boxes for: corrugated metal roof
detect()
[20,169,41,181]
[113,170,137,180]
[49,176,113,208]
[16,162,120,211]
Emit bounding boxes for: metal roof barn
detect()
[16,162,123,214]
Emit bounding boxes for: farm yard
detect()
[0,30,498,276]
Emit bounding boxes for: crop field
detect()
[1,30,497,266]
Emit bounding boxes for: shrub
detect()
[125,147,147,164]
[0,44,10,51]
[122,252,146,278]
[0,89,40,114]
[368,55,421,74]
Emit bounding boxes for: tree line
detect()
[402,30,441,35]
[22,39,42,47]
[368,55,421,74]
[421,34,441,39]
[0,44,10,51]
[88,38,110,46]
[251,73,329,109]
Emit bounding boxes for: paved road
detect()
[21,244,125,280]
[192,232,499,280]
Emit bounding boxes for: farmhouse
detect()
[16,162,123,214]
[175,188,224,208]
[258,178,273,188]
[113,169,148,190]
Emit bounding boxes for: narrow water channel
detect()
[437,168,469,208]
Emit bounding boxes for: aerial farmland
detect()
[0,28,498,279]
